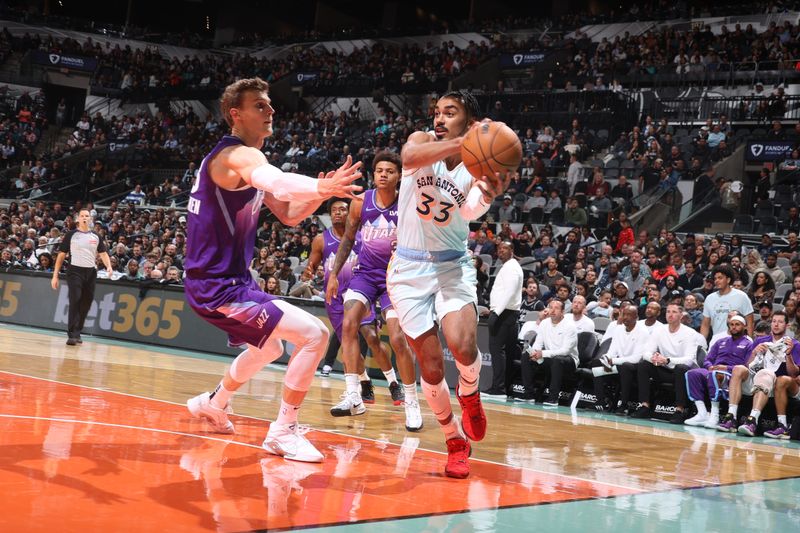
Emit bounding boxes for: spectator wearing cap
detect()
[701,265,755,341]
[757,299,774,324]
[757,234,777,260]
[524,188,546,212]
[496,194,515,223]
[275,258,297,289]
[611,280,631,302]
[543,189,562,215]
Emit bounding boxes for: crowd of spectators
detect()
[549,18,800,92]
[0,31,496,101]
[0,88,46,170]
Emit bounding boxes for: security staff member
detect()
[51,209,113,345]
[482,240,523,398]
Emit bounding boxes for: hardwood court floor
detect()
[1,324,799,532]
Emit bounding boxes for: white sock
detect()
[456,356,482,397]
[778,414,788,426]
[209,382,233,409]
[403,383,418,403]
[275,399,299,427]
[728,404,738,418]
[383,368,397,384]
[358,371,370,382]
[710,402,720,418]
[694,401,708,417]
[345,373,360,395]
[750,409,761,422]
[421,377,463,440]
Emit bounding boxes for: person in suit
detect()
[468,230,496,257]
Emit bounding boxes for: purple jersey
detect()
[184,135,263,295]
[183,136,283,346]
[356,189,397,273]
[322,227,361,304]
[705,335,752,371]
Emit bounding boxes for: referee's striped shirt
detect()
[58,230,106,269]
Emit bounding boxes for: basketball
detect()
[461,121,523,180]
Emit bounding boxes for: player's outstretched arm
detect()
[227,146,363,202]
[401,130,462,170]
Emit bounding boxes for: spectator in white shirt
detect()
[520,299,579,405]
[481,241,523,398]
[590,306,649,412]
[631,303,702,423]
[566,152,584,195]
[570,295,595,333]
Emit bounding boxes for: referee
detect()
[51,209,113,345]
[481,240,523,398]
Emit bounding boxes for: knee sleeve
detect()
[280,307,329,393]
[753,369,776,396]
[229,337,284,383]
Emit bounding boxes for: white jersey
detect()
[399,137,475,253]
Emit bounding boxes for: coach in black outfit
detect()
[482,241,523,398]
[51,209,113,345]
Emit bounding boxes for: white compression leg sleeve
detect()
[271,299,329,392]
[229,337,284,384]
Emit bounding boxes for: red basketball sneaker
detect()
[445,437,471,479]
[456,384,487,442]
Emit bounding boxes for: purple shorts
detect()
[185,275,284,348]
[326,298,378,342]
[345,267,392,313]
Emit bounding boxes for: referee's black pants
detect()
[67,265,96,339]
[488,310,519,392]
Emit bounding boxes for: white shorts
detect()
[386,252,477,339]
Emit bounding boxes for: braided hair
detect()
[440,90,481,121]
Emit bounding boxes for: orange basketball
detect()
[461,121,523,180]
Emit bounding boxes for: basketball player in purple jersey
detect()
[305,199,387,399]
[325,152,423,431]
[184,78,362,463]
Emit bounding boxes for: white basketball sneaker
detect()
[684,412,710,427]
[704,413,720,429]
[187,392,235,434]
[404,399,423,432]
[330,391,366,417]
[262,423,324,463]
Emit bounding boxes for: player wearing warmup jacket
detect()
[184,77,362,463]
[325,152,423,431]
[305,198,388,404]
[388,90,509,478]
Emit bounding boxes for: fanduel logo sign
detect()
[750,144,763,157]
[49,54,60,64]
[513,54,523,65]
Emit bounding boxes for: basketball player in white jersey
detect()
[388,90,509,478]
